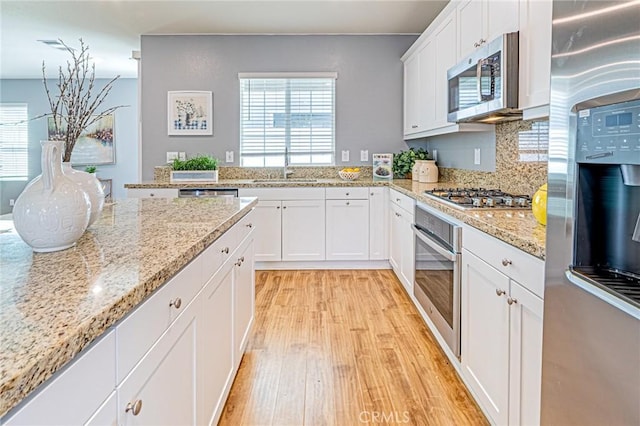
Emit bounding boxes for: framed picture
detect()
[167,91,213,136]
[47,114,115,165]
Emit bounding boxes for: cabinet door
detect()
[118,301,198,426]
[434,12,457,128]
[252,200,282,262]
[282,199,325,261]
[389,203,403,273]
[399,210,415,294]
[420,39,437,130]
[461,249,510,426]
[403,51,422,135]
[518,0,552,114]
[458,0,484,58]
[198,262,234,426]
[508,280,544,426]
[485,0,519,44]
[326,199,369,260]
[233,238,255,364]
[369,187,389,260]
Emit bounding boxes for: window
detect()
[239,73,336,167]
[518,120,549,162]
[0,104,29,181]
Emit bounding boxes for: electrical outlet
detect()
[166,151,178,163]
[225,151,234,163]
[360,150,368,161]
[433,149,438,162]
[178,152,186,160]
[341,150,349,162]
[474,148,481,165]
[9,199,15,207]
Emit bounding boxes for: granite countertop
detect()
[126,178,546,259]
[0,196,257,418]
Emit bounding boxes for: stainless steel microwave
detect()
[447,32,521,123]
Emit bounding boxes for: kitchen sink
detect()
[251,178,318,183]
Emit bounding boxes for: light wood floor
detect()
[219,270,488,426]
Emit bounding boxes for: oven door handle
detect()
[412,225,457,262]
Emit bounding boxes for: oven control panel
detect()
[576,98,640,164]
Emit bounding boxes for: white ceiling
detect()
[0,0,448,79]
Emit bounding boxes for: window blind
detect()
[0,104,28,181]
[239,76,335,167]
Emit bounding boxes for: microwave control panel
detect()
[576,98,640,164]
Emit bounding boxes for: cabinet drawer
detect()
[464,225,545,298]
[116,256,203,382]
[127,188,179,198]
[390,189,415,213]
[3,331,116,426]
[325,187,369,200]
[235,209,255,245]
[202,231,235,284]
[239,187,325,200]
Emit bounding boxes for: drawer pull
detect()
[169,298,182,309]
[507,297,518,305]
[411,125,418,129]
[126,399,143,416]
[371,192,374,196]
[246,223,253,228]
[346,192,350,196]
[495,289,506,296]
[501,258,512,267]
[276,206,281,209]
[396,198,401,202]
[222,247,229,254]
[149,193,155,197]
[346,201,350,206]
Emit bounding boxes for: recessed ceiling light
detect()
[37,39,70,51]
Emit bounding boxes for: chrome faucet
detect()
[283,147,294,179]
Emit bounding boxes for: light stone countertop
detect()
[0,196,257,418]
[126,178,547,259]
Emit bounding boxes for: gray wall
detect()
[422,130,497,172]
[140,34,417,180]
[0,78,138,214]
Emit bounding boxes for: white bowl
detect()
[338,170,361,181]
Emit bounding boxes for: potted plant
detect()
[170,154,219,182]
[393,147,430,178]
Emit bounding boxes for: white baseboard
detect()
[255,260,392,270]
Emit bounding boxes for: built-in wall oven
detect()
[413,202,462,358]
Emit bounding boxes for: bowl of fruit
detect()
[338,167,361,181]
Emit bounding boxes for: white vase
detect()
[62,163,105,226]
[13,141,91,252]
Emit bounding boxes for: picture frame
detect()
[48,114,115,165]
[167,91,213,136]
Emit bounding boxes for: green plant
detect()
[393,147,430,178]
[84,165,97,173]
[172,154,218,171]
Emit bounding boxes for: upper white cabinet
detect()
[461,225,544,426]
[519,0,552,119]
[403,49,423,135]
[457,0,520,60]
[433,12,458,129]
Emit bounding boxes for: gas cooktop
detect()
[424,188,532,210]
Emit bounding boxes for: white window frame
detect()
[0,103,29,181]
[239,72,337,167]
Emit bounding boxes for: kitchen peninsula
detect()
[0,196,257,423]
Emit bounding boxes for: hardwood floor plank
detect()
[219,269,488,426]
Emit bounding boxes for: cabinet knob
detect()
[411,125,418,129]
[371,192,374,196]
[246,223,253,228]
[276,206,281,209]
[126,399,143,416]
[346,201,350,206]
[149,193,155,197]
[222,247,229,254]
[169,298,182,309]
[507,297,518,305]
[396,198,401,202]
[283,206,287,209]
[501,258,512,267]
[395,212,401,217]
[495,289,506,296]
[346,192,350,196]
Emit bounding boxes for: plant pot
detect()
[170,170,218,183]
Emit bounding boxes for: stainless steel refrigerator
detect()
[542,1,640,425]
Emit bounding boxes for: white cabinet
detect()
[233,236,255,363]
[117,298,199,426]
[252,200,282,261]
[403,50,422,135]
[2,332,116,426]
[461,226,544,426]
[433,12,457,129]
[457,0,520,60]
[127,188,179,198]
[518,0,552,118]
[326,187,369,261]
[282,199,325,261]
[368,187,389,260]
[389,189,415,294]
[86,392,117,426]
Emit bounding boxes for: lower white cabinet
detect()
[86,392,117,426]
[325,198,369,260]
[461,227,544,426]
[127,188,179,198]
[368,187,389,260]
[252,200,282,261]
[389,193,415,294]
[117,298,199,426]
[282,199,325,261]
[233,236,255,363]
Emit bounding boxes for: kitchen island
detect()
[0,196,257,420]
